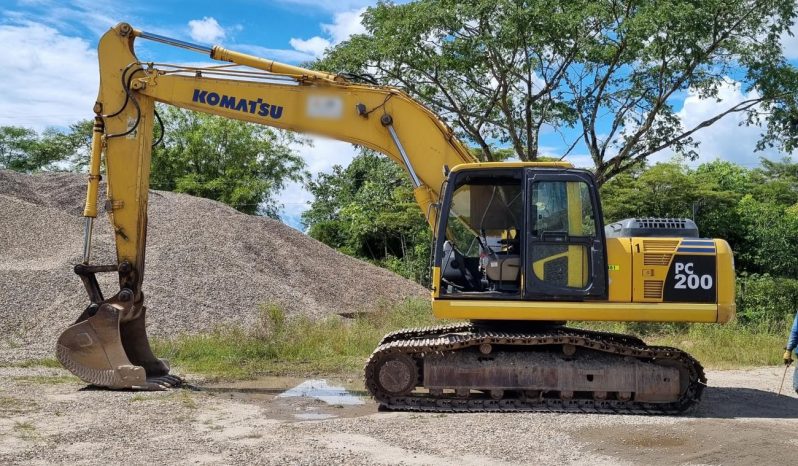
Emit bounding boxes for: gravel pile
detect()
[0,170,427,362]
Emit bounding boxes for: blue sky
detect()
[1,0,796,230]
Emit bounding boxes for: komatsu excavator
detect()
[57,23,736,414]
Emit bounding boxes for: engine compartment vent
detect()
[643,253,673,266]
[605,217,699,238]
[642,240,680,253]
[643,280,664,299]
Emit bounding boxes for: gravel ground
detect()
[0,366,796,465]
[0,171,427,362]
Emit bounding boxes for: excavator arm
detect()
[57,23,474,389]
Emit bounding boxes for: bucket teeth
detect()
[56,301,181,390]
[140,374,184,391]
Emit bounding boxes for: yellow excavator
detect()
[57,23,736,414]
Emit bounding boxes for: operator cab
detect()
[433,165,608,301]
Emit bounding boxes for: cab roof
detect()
[450,161,574,173]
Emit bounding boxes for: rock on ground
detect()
[0,170,427,362]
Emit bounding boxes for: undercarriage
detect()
[365,323,705,414]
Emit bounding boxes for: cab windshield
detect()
[439,174,523,295]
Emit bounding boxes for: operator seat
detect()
[485,256,520,285]
[484,228,520,291]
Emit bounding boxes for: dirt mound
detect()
[0,170,427,362]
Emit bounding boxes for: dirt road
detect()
[1,366,796,465]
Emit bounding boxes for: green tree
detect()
[748,157,798,206]
[151,106,307,217]
[303,151,432,284]
[0,126,38,170]
[736,195,798,276]
[319,0,798,184]
[62,120,95,171]
[600,157,798,276]
[690,160,749,247]
[0,125,82,172]
[600,162,695,221]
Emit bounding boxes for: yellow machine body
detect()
[432,237,735,323]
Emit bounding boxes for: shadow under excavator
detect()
[187,384,798,419]
[689,386,798,419]
[79,377,798,419]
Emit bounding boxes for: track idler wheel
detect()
[56,298,181,390]
[373,353,418,396]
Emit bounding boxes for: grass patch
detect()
[153,298,788,380]
[131,391,198,409]
[0,396,37,417]
[13,375,79,385]
[152,299,436,380]
[11,358,61,369]
[13,421,37,440]
[574,319,789,369]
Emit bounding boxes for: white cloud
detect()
[289,7,367,58]
[4,0,119,36]
[267,7,372,222]
[0,22,97,131]
[188,17,225,43]
[537,145,594,169]
[289,36,331,59]
[652,80,779,166]
[322,8,367,44]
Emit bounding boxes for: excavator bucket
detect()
[57,298,182,390]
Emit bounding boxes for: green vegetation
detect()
[153,300,436,380]
[320,0,798,179]
[303,151,432,284]
[149,106,307,217]
[0,107,307,218]
[0,121,91,172]
[154,300,784,381]
[13,421,37,440]
[0,397,37,417]
[601,159,798,279]
[12,375,79,385]
[600,159,798,325]
[10,358,62,369]
[576,320,788,369]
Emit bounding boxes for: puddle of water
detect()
[277,379,364,405]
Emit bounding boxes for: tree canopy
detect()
[0,121,91,172]
[0,108,306,218]
[302,150,431,284]
[600,157,798,277]
[150,106,307,217]
[319,0,798,184]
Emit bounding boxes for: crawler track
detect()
[365,325,705,414]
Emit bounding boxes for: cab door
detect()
[524,170,607,300]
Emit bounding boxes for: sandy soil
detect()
[1,366,796,465]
